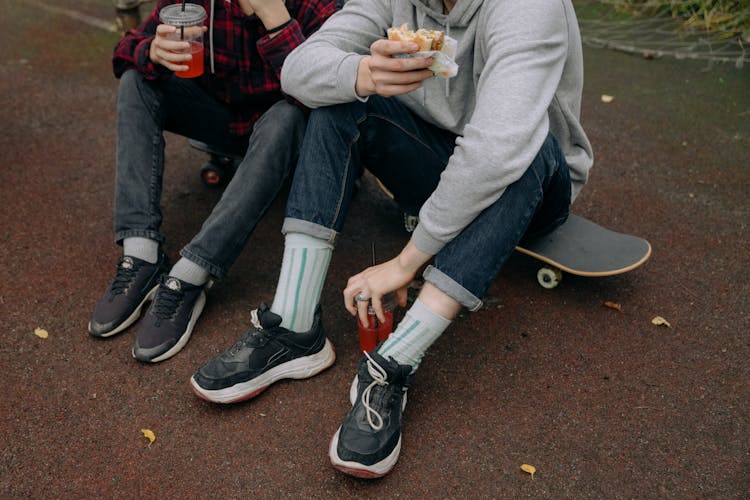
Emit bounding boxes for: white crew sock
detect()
[377,298,452,372]
[271,232,333,332]
[169,257,210,286]
[123,237,159,264]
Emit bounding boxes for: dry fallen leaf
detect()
[651,316,671,328]
[520,463,536,479]
[141,429,156,446]
[604,301,623,312]
[601,94,614,103]
[34,327,49,339]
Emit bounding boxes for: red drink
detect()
[160,4,207,78]
[357,306,395,353]
[175,41,204,78]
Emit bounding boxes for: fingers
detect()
[396,287,408,308]
[369,50,434,74]
[155,24,177,36]
[345,275,381,324]
[151,24,197,72]
[371,39,420,57]
[343,281,364,316]
[364,39,435,97]
[370,295,385,324]
[357,297,371,326]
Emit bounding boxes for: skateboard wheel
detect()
[537,267,562,289]
[200,164,224,187]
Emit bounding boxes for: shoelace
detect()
[228,309,268,355]
[250,308,262,329]
[361,351,389,431]
[152,285,183,320]
[110,259,139,295]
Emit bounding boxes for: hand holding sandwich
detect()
[355,39,434,98]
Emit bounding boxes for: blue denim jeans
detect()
[114,69,306,278]
[284,96,570,311]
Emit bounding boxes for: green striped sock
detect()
[271,232,333,332]
[377,298,451,372]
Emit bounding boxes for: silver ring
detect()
[354,292,369,302]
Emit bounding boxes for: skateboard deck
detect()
[515,214,651,288]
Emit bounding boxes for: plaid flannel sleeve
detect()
[256,0,337,82]
[112,1,173,80]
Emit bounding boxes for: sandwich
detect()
[387,23,445,52]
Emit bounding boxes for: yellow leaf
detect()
[651,316,671,328]
[601,94,614,103]
[141,428,156,446]
[604,301,623,312]
[520,463,536,479]
[34,327,49,339]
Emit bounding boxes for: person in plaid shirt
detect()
[88,0,337,365]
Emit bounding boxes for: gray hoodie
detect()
[281,0,593,256]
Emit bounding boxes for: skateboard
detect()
[515,214,652,289]
[188,140,244,187]
[370,174,651,289]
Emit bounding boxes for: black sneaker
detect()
[132,276,211,363]
[329,351,413,478]
[190,303,335,404]
[89,253,169,338]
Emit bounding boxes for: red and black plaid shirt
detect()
[113,0,337,137]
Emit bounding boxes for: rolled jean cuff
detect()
[179,248,223,280]
[281,218,338,246]
[422,265,483,312]
[114,229,164,246]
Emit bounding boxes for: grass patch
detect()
[590,0,750,39]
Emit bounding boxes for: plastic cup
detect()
[159,3,207,78]
[357,293,397,352]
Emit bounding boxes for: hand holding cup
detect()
[150,24,206,73]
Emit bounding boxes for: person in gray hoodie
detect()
[190,0,593,478]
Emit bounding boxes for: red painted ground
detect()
[1,2,748,497]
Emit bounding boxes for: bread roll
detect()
[387,23,445,52]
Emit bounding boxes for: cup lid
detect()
[159,3,207,26]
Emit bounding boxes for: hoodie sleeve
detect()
[411,0,571,255]
[281,0,393,108]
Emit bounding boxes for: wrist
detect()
[397,240,432,274]
[355,56,375,97]
[255,4,291,30]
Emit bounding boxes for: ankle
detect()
[169,258,211,286]
[123,237,159,264]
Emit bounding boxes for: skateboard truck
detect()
[188,140,244,188]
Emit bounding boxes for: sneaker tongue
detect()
[165,277,182,291]
[256,303,282,329]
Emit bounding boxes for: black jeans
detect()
[114,70,306,278]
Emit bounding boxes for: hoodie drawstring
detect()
[444,21,451,98]
[209,0,215,73]
[422,19,452,105]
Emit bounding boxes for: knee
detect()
[528,133,564,181]
[117,69,152,108]
[308,99,364,129]
[254,101,307,141]
[118,69,141,96]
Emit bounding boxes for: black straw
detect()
[180,0,186,39]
